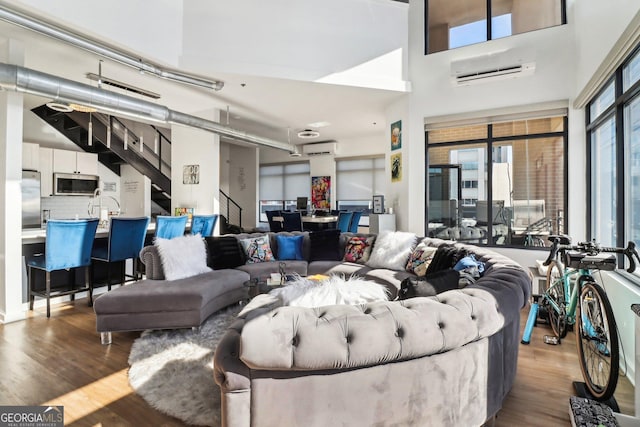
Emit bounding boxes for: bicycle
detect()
[522,235,640,401]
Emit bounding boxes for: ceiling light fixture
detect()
[68,103,98,113]
[297,129,320,139]
[106,116,111,148]
[45,102,73,113]
[307,121,331,128]
[139,134,144,153]
[124,128,128,150]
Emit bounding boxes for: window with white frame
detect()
[336,157,385,227]
[258,162,310,222]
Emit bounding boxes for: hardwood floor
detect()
[0,299,635,426]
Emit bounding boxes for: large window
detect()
[588,46,640,272]
[258,162,310,222]
[426,116,567,247]
[336,157,385,227]
[426,0,566,54]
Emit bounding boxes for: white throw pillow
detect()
[154,234,212,280]
[366,231,417,270]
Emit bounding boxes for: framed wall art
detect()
[311,176,331,209]
[390,120,402,151]
[391,152,402,182]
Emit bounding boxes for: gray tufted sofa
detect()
[214,239,531,427]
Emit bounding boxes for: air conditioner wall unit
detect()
[451,62,535,86]
[302,141,338,156]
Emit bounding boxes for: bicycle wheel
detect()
[545,260,568,338]
[576,281,619,401]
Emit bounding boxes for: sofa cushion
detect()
[405,240,438,276]
[322,261,372,278]
[239,235,274,264]
[366,231,417,270]
[205,236,244,269]
[154,234,212,280]
[309,229,341,261]
[364,268,416,298]
[343,236,375,264]
[276,234,304,260]
[307,260,343,276]
[425,244,467,275]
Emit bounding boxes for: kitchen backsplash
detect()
[42,196,93,220]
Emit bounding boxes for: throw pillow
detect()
[366,231,417,270]
[154,234,212,280]
[405,241,438,277]
[309,229,341,261]
[397,269,461,300]
[343,236,375,264]
[239,235,274,264]
[204,236,244,269]
[276,234,304,260]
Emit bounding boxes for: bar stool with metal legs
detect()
[155,215,188,239]
[27,218,99,318]
[91,216,150,290]
[190,214,219,237]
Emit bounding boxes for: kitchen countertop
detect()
[22,221,157,244]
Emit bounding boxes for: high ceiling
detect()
[0,12,407,154]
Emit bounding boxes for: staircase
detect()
[32,105,172,214]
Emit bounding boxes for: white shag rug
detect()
[269,275,389,307]
[128,305,241,426]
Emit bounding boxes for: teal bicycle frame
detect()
[543,266,588,327]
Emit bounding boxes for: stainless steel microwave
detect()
[53,173,100,196]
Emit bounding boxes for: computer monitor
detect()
[296,197,308,210]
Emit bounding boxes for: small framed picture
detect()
[372,195,385,214]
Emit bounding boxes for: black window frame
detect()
[424,0,568,55]
[425,117,569,248]
[586,43,640,276]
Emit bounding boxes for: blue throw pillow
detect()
[276,235,304,260]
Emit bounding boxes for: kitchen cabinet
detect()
[22,142,40,171]
[39,147,53,197]
[53,149,98,175]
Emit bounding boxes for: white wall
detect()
[225,144,258,230]
[572,0,640,94]
[170,110,220,217]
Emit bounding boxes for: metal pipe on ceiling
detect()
[0,2,224,91]
[0,62,297,153]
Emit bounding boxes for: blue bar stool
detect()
[190,214,219,237]
[337,211,353,233]
[155,215,188,239]
[28,218,99,318]
[348,211,363,233]
[91,217,150,290]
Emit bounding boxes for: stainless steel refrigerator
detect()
[22,170,41,229]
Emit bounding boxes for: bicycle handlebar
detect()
[543,238,640,273]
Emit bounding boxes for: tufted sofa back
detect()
[238,288,505,371]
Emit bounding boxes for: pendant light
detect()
[106,116,111,148]
[87,112,93,146]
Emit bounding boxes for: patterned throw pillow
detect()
[239,236,274,264]
[406,241,438,277]
[343,236,375,264]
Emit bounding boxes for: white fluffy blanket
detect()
[269,275,389,307]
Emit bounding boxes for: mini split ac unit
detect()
[450,50,536,86]
[301,141,338,156]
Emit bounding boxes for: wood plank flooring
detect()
[0,299,635,426]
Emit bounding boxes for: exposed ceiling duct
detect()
[0,2,224,91]
[0,62,297,153]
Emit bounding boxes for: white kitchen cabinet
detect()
[22,142,40,171]
[53,149,98,175]
[369,214,396,234]
[39,147,53,197]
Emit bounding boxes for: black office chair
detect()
[281,211,303,232]
[266,210,284,232]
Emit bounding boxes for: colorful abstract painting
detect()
[311,176,331,209]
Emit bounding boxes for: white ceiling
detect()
[0,16,407,153]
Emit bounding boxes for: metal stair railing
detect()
[220,189,242,229]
